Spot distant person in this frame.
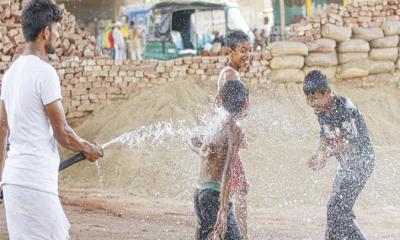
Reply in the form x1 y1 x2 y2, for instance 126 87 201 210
260 29 268 50
263 16 271 42
113 21 126 60
108 23 115 59
304 70 375 240
191 80 249 240
212 30 225 46
252 28 262 51
0 1 103 239
97 26 105 53
128 20 142 60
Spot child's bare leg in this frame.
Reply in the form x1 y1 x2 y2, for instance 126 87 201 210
235 192 248 239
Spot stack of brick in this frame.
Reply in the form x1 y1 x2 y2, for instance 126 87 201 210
180 57 220 82
326 4 347 26
0 1 25 61
290 20 321 43
57 4 103 61
290 0 400 41
243 51 272 86
52 54 272 120
305 38 337 79
267 41 308 83
0 0 103 68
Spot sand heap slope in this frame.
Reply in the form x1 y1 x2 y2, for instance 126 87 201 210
60 80 400 208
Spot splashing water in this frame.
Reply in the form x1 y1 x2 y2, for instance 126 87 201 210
101 106 229 150
95 161 104 185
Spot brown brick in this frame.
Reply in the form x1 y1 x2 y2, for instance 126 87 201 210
91 87 108 94
156 66 165 73
71 100 80 107
189 63 199 69
13 34 24 44
174 58 183 65
192 57 202 63
99 71 108 77
3 43 14 54
93 65 102 71
119 71 127 77
183 57 192 64
135 71 144 77
98 93 107 99
93 82 101 88
107 87 120 94
80 95 89 100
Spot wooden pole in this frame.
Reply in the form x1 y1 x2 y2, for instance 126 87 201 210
279 0 285 40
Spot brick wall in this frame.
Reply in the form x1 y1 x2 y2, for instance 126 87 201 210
290 0 400 42
0 54 272 120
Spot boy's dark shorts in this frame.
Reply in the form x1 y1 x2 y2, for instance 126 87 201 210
194 188 243 240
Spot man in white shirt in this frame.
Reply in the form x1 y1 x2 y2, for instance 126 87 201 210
0 0 103 239
113 21 126 60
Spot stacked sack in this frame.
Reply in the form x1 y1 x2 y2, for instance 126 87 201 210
305 38 337 80
335 27 381 80
375 20 400 81
336 38 370 80
368 22 399 79
267 41 308 83
317 24 353 80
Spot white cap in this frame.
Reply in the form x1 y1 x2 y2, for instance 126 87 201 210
116 21 122 26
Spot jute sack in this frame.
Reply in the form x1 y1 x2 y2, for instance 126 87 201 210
382 21 400 36
352 27 384 41
338 52 368 64
308 38 336 53
336 60 370 79
370 36 399 48
267 41 308 57
369 61 395 74
321 24 352 42
306 52 338 67
270 55 304 70
369 48 398 61
270 69 305 83
337 39 370 53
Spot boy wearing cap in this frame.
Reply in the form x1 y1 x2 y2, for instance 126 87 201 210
303 70 375 240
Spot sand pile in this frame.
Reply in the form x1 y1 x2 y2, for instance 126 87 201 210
60 80 400 209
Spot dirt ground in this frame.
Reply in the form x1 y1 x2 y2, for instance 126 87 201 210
1 79 400 239
1 190 400 239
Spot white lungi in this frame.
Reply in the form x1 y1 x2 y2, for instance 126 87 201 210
3 184 70 240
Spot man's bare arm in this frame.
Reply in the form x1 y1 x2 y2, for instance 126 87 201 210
45 100 102 162
0 101 8 181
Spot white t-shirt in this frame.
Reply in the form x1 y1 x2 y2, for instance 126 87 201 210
1 55 62 195
113 28 125 49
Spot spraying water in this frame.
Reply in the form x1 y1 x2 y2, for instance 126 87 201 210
101 104 229 150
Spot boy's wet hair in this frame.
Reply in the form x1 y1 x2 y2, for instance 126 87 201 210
226 31 249 50
22 0 62 42
303 70 329 95
221 80 249 114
